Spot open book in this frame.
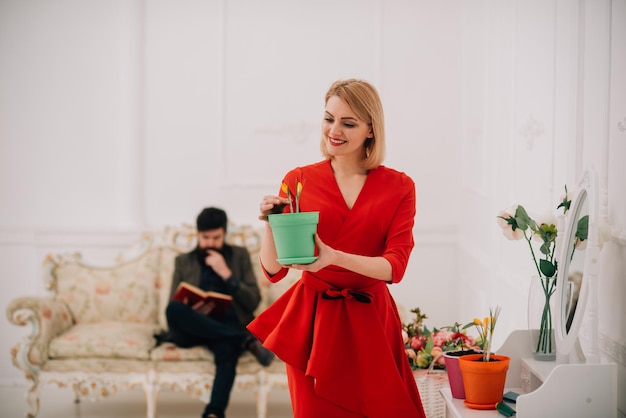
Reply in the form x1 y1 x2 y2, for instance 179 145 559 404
172 282 233 316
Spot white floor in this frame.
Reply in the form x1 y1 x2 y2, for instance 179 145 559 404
0 385 293 418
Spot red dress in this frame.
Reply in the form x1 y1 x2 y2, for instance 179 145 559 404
247 160 426 418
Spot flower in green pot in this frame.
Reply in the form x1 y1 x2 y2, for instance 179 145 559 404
280 179 304 213
269 178 319 264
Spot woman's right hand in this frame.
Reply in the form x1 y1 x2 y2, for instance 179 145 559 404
258 195 289 221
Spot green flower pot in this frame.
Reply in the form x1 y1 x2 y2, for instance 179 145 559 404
268 212 319 264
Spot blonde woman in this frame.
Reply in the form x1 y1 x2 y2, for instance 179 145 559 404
249 79 425 418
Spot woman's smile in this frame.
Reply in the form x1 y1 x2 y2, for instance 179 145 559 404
328 137 347 146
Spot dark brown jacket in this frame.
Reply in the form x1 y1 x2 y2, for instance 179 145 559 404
169 245 261 329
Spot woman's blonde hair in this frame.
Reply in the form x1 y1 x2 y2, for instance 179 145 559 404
320 79 385 169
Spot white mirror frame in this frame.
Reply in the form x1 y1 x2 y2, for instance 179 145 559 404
555 167 601 365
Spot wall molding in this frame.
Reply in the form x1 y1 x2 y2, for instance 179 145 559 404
599 332 626 366
610 227 626 246
0 228 143 248
519 114 546 151
0 225 457 248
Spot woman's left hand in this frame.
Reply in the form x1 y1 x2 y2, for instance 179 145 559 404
289 233 335 272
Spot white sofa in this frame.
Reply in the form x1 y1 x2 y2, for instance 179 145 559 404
6 224 297 418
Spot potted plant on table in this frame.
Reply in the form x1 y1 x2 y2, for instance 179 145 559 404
458 306 510 410
402 307 477 372
268 179 319 265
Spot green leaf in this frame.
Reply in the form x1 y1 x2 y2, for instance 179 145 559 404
539 259 556 277
424 337 434 353
538 223 558 243
576 215 589 241
423 325 432 337
497 215 518 230
515 205 533 230
557 185 571 214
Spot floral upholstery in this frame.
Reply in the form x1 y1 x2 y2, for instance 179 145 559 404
53 251 161 325
150 342 214 361
155 247 178 331
49 321 159 360
43 358 155 374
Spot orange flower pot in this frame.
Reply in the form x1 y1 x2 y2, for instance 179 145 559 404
458 354 510 409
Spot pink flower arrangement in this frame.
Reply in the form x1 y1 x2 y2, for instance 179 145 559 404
403 307 477 370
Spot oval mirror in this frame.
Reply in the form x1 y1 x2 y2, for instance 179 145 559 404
554 168 600 364
560 189 588 333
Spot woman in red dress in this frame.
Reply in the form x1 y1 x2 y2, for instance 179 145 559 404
248 79 426 418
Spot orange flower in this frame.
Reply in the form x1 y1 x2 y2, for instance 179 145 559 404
281 182 293 212
281 179 305 213
296 181 303 212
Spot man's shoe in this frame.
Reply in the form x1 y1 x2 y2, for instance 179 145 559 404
246 338 275 367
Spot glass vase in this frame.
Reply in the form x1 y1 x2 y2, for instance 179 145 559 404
528 275 557 361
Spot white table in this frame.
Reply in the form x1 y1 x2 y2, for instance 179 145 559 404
439 387 519 418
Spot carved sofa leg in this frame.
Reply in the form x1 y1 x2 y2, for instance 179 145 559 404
255 370 269 418
144 370 159 418
71 383 82 404
25 377 41 418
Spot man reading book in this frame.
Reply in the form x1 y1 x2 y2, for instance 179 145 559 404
165 207 274 418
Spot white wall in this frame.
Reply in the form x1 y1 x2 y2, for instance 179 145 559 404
0 0 623 414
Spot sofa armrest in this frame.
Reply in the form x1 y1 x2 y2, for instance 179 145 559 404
6 296 74 376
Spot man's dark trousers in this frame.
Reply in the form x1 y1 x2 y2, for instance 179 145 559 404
166 301 247 418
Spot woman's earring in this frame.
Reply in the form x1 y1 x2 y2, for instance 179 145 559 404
365 138 373 157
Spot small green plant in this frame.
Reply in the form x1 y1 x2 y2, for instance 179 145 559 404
471 306 502 362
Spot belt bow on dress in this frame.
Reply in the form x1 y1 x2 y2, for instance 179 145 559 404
321 288 372 303
302 273 383 304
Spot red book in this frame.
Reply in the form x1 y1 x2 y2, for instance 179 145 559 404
172 282 233 316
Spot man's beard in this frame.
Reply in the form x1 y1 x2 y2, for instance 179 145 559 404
194 245 224 263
